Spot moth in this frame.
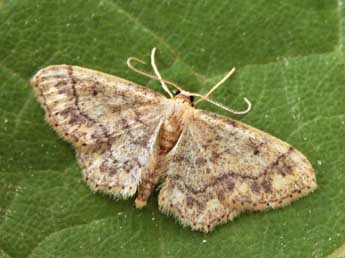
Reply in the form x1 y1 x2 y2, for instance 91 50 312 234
31 48 317 232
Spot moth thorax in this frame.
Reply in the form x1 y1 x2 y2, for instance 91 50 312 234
173 93 193 106
159 105 187 155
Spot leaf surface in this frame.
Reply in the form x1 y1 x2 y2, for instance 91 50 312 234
0 1 344 257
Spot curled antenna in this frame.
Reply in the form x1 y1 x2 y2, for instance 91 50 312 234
194 68 236 105
127 48 252 115
192 93 251 115
127 54 183 97
193 67 251 114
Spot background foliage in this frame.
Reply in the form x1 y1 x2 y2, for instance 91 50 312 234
0 0 345 257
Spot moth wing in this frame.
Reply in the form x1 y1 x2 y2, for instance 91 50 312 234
32 65 169 197
158 109 317 232
77 116 163 198
31 65 167 146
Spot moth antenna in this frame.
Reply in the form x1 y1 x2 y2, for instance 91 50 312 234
150 48 174 98
127 57 162 83
194 68 236 105
192 93 252 115
128 49 251 115
126 51 183 98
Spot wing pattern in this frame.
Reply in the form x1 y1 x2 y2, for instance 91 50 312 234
31 65 167 197
158 109 317 232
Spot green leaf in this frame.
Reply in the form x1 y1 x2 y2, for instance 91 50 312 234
0 0 344 257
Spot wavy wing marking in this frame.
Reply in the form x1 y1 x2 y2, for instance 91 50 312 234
31 65 168 197
159 109 317 232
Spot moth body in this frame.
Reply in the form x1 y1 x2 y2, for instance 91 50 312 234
135 94 193 208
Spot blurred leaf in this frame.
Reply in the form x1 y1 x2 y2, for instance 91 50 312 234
0 0 345 258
